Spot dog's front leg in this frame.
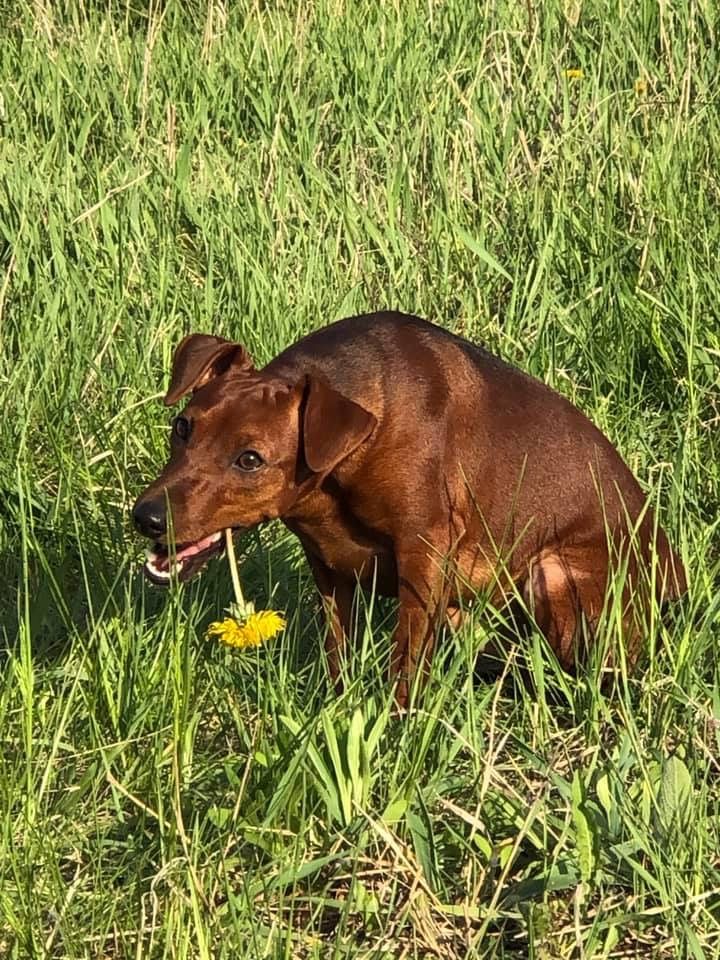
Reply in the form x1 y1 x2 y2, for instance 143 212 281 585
390 555 447 708
305 552 354 693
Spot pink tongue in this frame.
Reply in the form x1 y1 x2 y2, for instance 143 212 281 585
154 534 219 571
175 534 219 562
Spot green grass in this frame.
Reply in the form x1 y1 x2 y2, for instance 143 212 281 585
1 0 719 956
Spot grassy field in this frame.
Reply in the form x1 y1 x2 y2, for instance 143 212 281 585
1 0 719 956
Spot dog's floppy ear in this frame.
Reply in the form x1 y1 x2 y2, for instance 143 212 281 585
164 334 254 405
301 376 376 474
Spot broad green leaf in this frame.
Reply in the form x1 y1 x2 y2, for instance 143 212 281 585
321 709 352 825
656 755 693 832
571 771 596 883
596 772 613 821
381 797 409 824
347 706 364 809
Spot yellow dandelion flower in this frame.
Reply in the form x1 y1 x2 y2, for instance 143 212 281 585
207 529 286 650
564 68 583 79
207 611 286 649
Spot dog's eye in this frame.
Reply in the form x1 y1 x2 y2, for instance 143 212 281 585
235 450 264 472
172 416 191 442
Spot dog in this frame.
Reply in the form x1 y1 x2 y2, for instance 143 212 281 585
133 311 686 705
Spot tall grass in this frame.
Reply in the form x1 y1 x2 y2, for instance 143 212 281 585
1 1 718 956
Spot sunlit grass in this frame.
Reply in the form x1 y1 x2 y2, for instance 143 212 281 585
1 1 718 957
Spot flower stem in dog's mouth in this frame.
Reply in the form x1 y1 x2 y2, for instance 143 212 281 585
224 527 249 614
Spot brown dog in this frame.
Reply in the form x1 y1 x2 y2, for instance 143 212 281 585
133 312 686 704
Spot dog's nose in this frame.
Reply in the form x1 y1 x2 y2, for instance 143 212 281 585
132 498 167 539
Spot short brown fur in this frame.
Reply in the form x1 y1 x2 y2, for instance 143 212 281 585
133 312 686 705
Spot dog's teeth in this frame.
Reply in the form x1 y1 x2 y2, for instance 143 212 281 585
143 532 221 585
144 551 173 580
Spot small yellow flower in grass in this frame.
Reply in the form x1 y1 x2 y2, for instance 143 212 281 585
207 610 286 649
206 529 286 651
564 68 584 79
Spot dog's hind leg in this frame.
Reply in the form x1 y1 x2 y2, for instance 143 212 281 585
522 549 609 670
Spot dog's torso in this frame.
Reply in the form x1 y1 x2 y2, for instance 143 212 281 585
267 311 681 605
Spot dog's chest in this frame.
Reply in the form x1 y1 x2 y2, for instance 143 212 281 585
284 493 397 594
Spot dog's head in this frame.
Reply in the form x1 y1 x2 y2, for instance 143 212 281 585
132 333 376 584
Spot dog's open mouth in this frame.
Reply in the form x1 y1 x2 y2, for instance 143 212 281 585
143 531 225 585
